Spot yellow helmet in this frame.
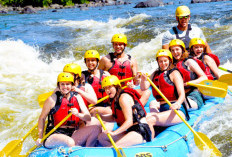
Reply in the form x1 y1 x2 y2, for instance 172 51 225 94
63 63 82 77
84 50 100 60
57 72 74 84
156 49 173 63
102 75 121 89
169 39 186 51
175 5 190 17
111 34 127 45
189 38 205 49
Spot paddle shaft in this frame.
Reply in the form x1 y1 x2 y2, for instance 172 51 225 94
96 113 118 150
25 92 114 156
219 66 232 73
187 82 226 91
96 113 126 157
3 123 38 157
147 78 218 156
24 112 72 156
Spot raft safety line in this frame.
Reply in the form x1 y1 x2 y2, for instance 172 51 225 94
29 131 193 155
126 131 192 152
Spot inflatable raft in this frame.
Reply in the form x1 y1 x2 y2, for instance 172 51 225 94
29 87 226 157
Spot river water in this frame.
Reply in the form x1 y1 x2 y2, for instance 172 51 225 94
0 0 231 156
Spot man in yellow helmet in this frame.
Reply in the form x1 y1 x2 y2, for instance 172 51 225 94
98 33 151 106
162 5 212 53
98 33 138 87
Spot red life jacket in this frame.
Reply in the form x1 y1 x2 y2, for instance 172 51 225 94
199 53 220 80
111 88 146 126
108 53 133 87
176 58 198 83
49 91 80 127
82 70 107 100
152 68 178 101
78 85 89 107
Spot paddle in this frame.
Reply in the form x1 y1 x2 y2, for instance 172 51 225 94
38 91 53 108
0 123 38 157
24 93 118 156
23 112 73 157
218 74 232 86
38 77 134 108
96 113 126 157
147 77 222 157
219 66 232 73
186 80 228 98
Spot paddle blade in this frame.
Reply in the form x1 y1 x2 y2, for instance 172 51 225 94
38 91 53 108
198 80 228 98
194 132 222 157
0 140 22 157
30 126 39 142
219 74 232 86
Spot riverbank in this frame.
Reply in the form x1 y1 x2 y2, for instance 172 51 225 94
0 0 131 14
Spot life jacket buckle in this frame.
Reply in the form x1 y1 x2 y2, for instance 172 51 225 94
67 120 75 125
119 65 125 69
118 72 125 76
68 103 74 107
161 145 167 152
183 135 188 141
58 146 66 155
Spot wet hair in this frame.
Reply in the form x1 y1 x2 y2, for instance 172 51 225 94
110 85 123 104
75 75 85 86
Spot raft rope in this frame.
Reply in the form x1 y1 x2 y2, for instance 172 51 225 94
29 131 192 155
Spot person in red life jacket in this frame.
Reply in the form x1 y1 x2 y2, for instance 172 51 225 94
98 33 151 106
63 63 97 106
82 50 111 115
189 38 220 80
36 72 99 148
140 49 188 129
169 39 207 111
97 75 154 147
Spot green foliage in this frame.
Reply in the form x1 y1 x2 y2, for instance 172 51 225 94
0 0 88 7
61 0 74 6
43 0 52 7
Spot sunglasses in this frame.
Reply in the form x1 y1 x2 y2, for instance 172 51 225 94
179 16 189 19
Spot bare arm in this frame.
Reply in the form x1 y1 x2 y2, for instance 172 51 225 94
112 93 134 135
140 72 154 91
103 70 111 76
187 59 208 85
131 56 139 85
38 95 56 139
204 55 220 79
131 56 138 76
170 70 185 109
98 56 108 70
74 83 97 105
205 41 212 54
72 94 91 121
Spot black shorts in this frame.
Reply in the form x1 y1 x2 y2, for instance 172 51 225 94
127 123 152 142
94 102 111 107
43 127 76 147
